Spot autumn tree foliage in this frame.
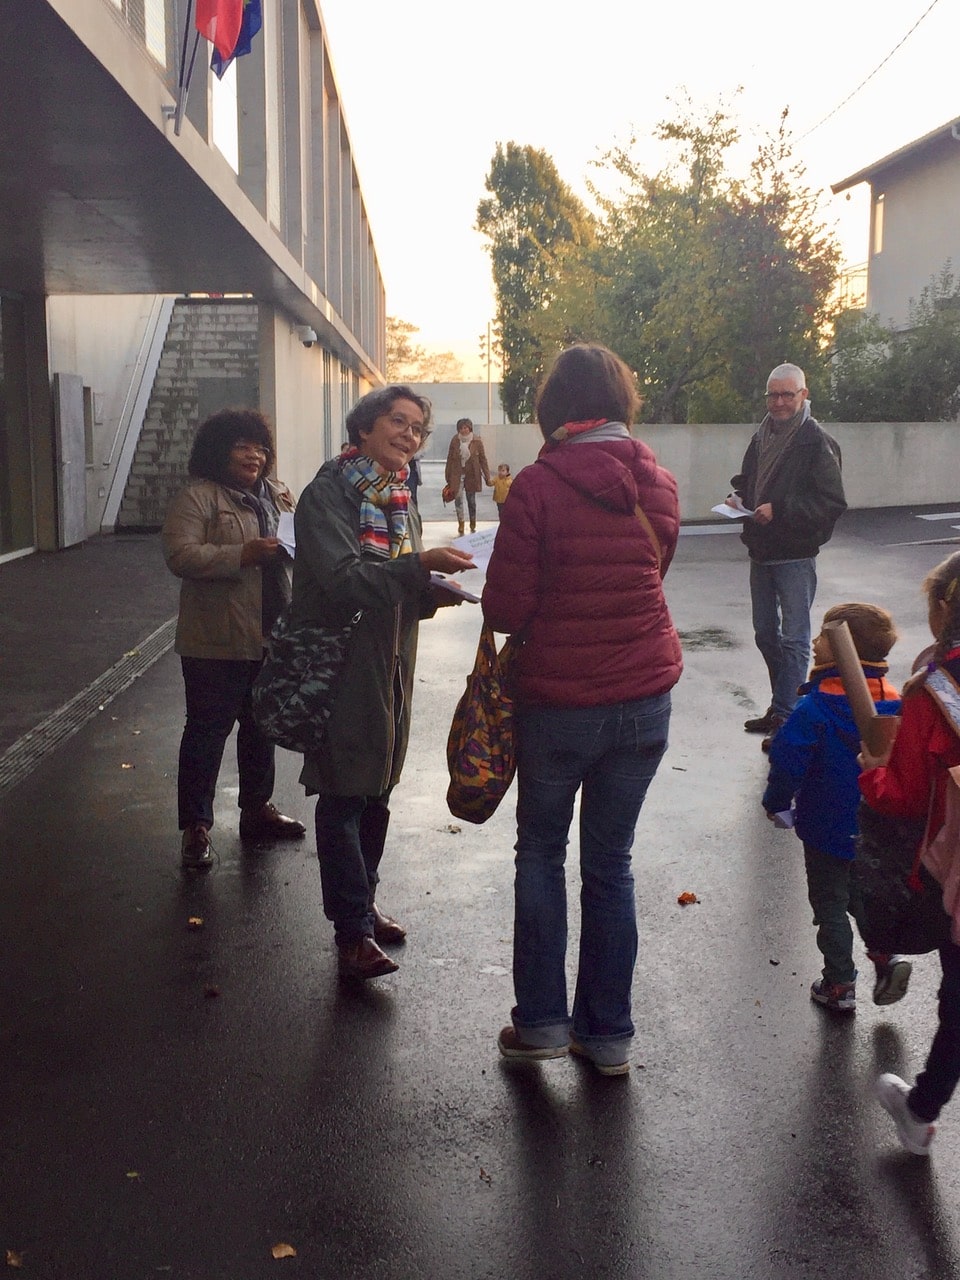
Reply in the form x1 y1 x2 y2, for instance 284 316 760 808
385 316 463 383
478 102 841 424
476 143 594 421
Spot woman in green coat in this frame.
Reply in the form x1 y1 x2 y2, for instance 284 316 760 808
292 386 474 981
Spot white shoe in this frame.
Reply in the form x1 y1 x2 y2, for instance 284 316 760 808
875 1073 936 1155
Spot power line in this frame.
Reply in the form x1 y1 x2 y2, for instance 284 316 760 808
796 0 942 143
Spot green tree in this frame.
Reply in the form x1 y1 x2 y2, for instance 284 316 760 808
476 143 593 421
829 266 960 421
496 100 841 423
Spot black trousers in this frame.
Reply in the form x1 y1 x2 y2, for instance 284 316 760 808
177 656 275 829
911 940 960 1122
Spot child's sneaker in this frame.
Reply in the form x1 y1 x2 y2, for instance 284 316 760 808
810 978 856 1012
871 954 913 1006
875 1073 936 1155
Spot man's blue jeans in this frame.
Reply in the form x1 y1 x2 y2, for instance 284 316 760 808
749 557 817 719
510 692 671 1060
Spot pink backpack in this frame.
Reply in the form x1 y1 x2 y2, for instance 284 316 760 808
920 667 960 944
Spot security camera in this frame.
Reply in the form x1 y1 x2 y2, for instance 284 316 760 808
294 324 318 348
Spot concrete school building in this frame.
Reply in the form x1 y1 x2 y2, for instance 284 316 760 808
0 0 384 561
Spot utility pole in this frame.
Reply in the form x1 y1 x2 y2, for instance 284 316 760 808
478 323 493 424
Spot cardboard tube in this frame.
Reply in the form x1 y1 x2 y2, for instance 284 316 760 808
822 619 900 756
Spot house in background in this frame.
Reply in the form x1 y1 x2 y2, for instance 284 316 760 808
832 115 960 329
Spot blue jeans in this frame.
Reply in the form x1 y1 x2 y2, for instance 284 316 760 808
510 692 671 1059
177 656 275 829
315 793 391 946
750 558 817 719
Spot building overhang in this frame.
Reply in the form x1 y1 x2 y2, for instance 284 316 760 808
832 115 960 195
0 1 379 379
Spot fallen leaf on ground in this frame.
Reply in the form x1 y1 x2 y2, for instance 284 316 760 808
441 823 462 834
126 1170 140 1179
6 1250 24 1268
271 1242 297 1259
124 648 141 658
121 763 135 770
187 917 204 930
677 891 698 905
479 1169 492 1184
203 985 221 999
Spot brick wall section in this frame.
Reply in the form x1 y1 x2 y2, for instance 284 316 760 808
117 300 259 530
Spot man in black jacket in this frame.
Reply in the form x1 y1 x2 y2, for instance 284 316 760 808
730 363 846 751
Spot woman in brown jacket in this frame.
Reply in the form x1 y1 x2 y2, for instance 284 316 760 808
444 417 492 533
162 409 305 871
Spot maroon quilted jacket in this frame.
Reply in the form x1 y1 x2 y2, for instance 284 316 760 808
482 435 682 707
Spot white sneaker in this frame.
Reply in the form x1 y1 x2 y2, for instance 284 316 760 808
875 1073 936 1155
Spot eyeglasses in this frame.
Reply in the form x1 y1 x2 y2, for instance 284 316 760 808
388 412 425 439
231 441 268 457
765 391 802 402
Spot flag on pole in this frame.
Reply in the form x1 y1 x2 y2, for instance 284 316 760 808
194 0 243 64
210 0 262 79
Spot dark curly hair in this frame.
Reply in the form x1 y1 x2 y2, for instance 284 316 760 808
344 386 432 448
535 343 641 439
188 409 276 484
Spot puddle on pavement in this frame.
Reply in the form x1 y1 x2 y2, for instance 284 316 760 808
678 627 738 650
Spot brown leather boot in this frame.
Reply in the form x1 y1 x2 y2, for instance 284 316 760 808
372 903 407 945
457 521 465 536
337 936 399 980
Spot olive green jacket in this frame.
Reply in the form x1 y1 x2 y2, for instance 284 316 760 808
292 461 437 798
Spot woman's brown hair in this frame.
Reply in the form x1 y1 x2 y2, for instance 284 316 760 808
535 343 641 439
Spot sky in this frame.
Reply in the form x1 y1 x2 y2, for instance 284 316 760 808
317 0 958 380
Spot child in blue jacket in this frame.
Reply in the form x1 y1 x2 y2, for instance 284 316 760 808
762 602 905 1013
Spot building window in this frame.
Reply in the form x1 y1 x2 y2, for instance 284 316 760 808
107 0 167 67
872 192 884 256
211 62 239 173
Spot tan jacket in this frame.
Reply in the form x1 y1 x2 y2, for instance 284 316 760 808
445 434 492 494
162 477 295 661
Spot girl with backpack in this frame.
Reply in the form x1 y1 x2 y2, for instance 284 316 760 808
859 550 960 1154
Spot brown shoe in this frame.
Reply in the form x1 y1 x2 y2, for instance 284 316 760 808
337 936 400 981
457 521 465 536
181 823 213 871
372 903 407 946
761 716 787 753
744 707 777 734
239 802 306 842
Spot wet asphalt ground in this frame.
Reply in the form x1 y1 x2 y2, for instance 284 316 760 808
4 480 960 1278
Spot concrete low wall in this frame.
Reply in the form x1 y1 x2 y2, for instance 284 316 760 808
471 420 960 521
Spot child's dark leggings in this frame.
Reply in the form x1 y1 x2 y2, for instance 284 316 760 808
911 941 960 1122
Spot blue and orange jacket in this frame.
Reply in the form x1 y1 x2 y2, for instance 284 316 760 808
763 664 901 859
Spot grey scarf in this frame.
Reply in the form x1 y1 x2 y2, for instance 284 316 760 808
754 400 811 505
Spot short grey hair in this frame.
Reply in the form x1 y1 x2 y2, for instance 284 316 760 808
766 363 806 391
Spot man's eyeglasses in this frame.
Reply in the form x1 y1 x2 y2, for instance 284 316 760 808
765 391 802 402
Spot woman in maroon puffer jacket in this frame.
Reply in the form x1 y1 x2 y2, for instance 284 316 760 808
483 342 682 1076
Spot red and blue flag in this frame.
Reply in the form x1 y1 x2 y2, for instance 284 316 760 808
195 0 262 80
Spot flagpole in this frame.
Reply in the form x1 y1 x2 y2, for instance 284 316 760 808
165 0 200 138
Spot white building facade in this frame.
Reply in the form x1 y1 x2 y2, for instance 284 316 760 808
0 0 385 558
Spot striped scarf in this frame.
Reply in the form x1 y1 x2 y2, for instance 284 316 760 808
338 448 410 559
